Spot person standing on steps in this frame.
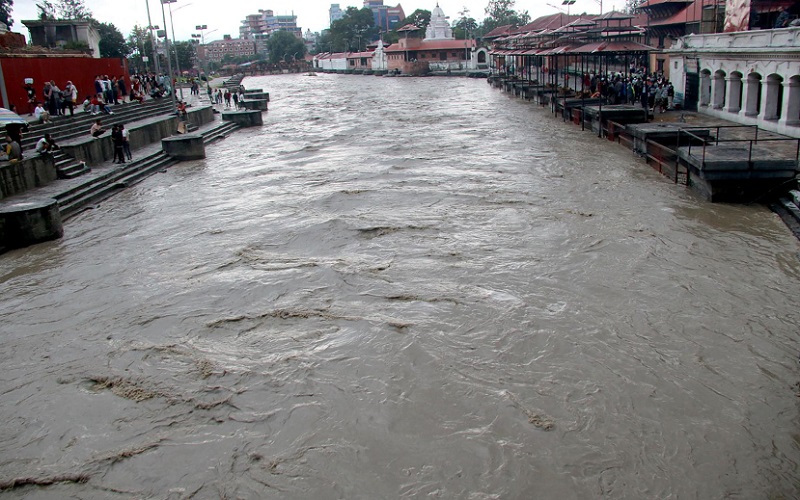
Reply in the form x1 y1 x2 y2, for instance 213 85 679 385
25 83 36 115
117 76 128 103
62 81 77 116
120 124 132 161
111 124 125 164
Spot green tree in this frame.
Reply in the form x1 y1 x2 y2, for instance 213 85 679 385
127 24 154 70
92 20 131 58
0 0 13 28
481 0 530 33
314 31 332 53
625 0 644 13
57 0 91 19
36 1 56 19
401 9 431 29
173 40 195 73
328 7 377 52
266 30 306 64
453 7 478 40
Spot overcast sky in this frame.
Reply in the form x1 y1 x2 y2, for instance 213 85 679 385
13 0 611 42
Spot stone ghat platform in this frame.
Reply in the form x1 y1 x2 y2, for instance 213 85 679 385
627 123 712 156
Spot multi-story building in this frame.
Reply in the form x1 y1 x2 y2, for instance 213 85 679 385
363 0 406 32
330 4 344 26
203 34 257 62
238 9 303 53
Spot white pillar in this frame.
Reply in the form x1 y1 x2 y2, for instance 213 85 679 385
724 76 742 113
700 73 711 107
778 79 800 127
743 76 761 117
712 73 726 109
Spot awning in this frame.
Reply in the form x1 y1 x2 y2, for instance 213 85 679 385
572 40 657 53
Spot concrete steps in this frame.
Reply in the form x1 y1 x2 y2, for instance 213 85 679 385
52 150 89 179
57 121 241 220
21 99 174 151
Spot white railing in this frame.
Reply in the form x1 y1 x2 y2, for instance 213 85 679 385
675 27 800 51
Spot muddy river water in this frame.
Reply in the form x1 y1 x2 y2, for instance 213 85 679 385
1 74 799 498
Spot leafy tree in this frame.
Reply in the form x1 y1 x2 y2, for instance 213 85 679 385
36 1 56 19
127 24 154 70
0 0 13 28
402 9 431 29
92 20 131 58
453 7 478 40
266 30 306 64
328 7 377 52
314 31 332 53
173 41 195 72
57 0 91 19
625 0 645 13
481 0 530 33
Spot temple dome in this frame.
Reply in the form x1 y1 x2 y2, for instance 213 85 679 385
425 3 453 40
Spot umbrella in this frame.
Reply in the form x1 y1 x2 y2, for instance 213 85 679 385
0 107 27 127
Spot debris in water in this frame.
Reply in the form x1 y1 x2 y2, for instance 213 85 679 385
0 474 90 491
504 390 555 431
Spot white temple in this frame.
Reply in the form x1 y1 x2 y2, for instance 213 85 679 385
425 3 453 40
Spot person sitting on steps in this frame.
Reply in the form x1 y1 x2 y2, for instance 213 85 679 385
90 119 105 138
35 133 59 155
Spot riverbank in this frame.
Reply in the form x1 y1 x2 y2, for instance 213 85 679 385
0 87 267 253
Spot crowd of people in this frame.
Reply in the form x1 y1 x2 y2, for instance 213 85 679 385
7 72 184 163
583 71 676 113
212 86 246 109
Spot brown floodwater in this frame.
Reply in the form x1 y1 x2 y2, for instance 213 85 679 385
0 74 799 498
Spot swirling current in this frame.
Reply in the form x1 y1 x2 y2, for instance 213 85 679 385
0 74 799 498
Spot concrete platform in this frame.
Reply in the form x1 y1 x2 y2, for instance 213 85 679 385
677 143 798 177
583 104 649 124
0 197 63 252
627 123 712 156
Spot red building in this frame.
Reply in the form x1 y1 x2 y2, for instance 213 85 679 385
384 26 476 74
1 54 129 113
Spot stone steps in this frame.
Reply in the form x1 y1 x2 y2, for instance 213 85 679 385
22 99 174 151
52 151 89 179
57 121 240 220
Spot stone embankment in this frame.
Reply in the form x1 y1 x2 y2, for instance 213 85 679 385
0 84 267 254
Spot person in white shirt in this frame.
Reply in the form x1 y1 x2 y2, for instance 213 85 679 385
34 102 51 123
120 123 132 160
35 133 58 154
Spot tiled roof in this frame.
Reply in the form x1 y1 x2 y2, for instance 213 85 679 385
638 0 693 8
384 39 476 52
483 24 515 38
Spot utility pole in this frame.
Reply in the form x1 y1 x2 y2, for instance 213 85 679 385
144 0 161 73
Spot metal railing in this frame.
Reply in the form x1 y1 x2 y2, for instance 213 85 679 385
680 125 800 172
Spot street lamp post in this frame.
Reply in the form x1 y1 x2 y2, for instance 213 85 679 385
163 0 186 100
158 0 178 114
144 1 161 74
195 24 209 87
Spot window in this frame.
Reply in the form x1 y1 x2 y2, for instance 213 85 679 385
440 52 447 60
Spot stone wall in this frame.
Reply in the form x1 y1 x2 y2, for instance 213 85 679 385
0 155 57 201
